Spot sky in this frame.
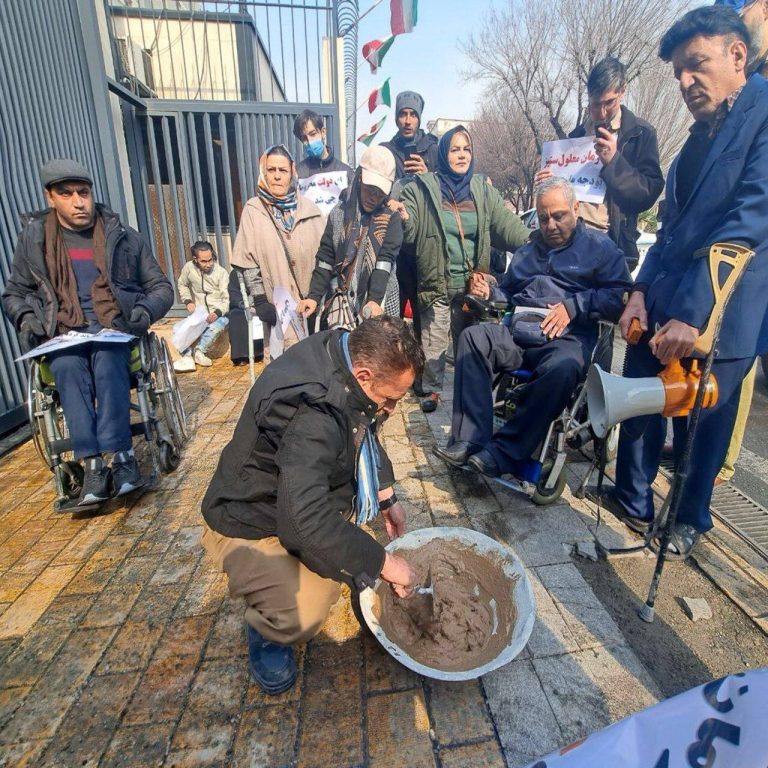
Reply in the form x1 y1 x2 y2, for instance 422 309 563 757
353 0 490 144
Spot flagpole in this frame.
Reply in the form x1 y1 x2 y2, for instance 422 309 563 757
339 0 385 36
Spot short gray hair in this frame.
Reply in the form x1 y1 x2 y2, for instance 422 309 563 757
534 176 576 206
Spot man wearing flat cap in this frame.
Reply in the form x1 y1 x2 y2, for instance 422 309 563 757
2 159 173 505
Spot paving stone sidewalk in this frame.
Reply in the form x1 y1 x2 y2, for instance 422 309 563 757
0 353 660 768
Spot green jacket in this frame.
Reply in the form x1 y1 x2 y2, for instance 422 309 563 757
401 173 530 310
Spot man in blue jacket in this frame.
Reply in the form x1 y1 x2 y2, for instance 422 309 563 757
604 6 768 558
434 177 631 477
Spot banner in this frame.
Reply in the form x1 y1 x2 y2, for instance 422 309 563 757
540 137 606 204
524 670 768 768
298 170 349 217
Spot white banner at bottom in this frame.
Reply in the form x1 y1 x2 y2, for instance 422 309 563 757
524 669 768 768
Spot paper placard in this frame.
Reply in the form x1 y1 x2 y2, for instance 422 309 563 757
272 286 307 342
541 137 606 204
17 328 135 362
299 170 349 216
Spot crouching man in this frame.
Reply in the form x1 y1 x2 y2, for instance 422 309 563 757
201 317 422 694
434 177 632 477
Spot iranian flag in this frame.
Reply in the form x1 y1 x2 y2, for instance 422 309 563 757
357 116 387 146
367 78 392 113
362 36 395 74
390 0 418 35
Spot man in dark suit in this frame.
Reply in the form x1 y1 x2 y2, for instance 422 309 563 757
604 6 768 558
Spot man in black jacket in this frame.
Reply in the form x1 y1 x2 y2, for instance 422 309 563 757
537 58 664 272
2 159 173 504
294 109 353 217
201 317 423 695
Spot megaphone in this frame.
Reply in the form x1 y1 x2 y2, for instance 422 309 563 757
587 360 719 438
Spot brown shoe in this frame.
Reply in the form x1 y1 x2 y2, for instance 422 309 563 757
420 393 440 413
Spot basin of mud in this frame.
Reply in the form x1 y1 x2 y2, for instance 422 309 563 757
360 527 535 681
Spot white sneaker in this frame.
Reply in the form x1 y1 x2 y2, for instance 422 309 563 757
173 355 196 372
194 349 212 367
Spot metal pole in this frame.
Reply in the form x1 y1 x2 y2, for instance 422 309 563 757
339 0 384 35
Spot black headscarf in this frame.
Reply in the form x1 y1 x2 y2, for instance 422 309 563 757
436 124 474 204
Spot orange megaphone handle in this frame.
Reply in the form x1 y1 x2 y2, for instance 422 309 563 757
658 359 718 417
627 317 643 345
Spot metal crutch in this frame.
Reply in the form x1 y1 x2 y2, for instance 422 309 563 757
236 269 256 387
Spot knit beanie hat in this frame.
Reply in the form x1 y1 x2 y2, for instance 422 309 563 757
395 91 425 121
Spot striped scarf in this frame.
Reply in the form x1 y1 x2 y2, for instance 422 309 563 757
339 332 380 526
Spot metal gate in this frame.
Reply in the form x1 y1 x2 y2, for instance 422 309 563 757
122 103 339 300
0 0 128 434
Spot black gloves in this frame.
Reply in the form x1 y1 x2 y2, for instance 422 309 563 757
19 315 46 353
116 306 152 336
253 295 278 326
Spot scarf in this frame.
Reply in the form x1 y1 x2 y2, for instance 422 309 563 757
257 144 299 232
339 332 380 526
43 211 120 332
436 124 475 204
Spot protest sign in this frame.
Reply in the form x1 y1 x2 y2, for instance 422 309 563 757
298 171 349 216
541 137 606 204
17 328 135 362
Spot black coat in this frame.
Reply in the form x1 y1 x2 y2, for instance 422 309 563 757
201 329 394 588
381 129 439 189
2 204 174 336
570 106 664 269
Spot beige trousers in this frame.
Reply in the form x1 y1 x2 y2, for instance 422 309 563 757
718 362 757 482
201 525 341 645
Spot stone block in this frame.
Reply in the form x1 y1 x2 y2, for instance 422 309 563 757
100 723 174 768
153 615 215 662
231 704 299 768
427 679 495 746
363 634 418 693
526 569 579 658
97 619 163 675
532 646 658 744
80 584 143 628
205 607 248 659
440 739 506 768
680 596 713 622
535 563 626 650
482 659 563 767
505 506 592 568
367 689 436 768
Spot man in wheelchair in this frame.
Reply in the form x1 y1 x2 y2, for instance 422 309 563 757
2 159 174 505
434 177 632 478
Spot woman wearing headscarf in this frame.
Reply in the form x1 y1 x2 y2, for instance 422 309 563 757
231 145 325 362
298 145 402 330
400 125 531 412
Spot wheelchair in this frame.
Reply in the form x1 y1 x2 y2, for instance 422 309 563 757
26 332 187 512
461 296 618 506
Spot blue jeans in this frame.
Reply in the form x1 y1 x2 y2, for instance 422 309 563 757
47 343 132 459
183 316 229 356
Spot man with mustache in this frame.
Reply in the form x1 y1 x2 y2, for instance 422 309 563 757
600 6 768 559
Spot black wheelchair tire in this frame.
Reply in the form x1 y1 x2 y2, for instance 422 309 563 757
60 461 84 499
159 441 181 474
532 459 567 506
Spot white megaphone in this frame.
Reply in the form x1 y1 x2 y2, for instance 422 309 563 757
587 360 719 439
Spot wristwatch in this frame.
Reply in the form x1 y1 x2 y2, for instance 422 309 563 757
378 492 398 512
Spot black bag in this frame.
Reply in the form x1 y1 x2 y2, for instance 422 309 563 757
509 310 548 348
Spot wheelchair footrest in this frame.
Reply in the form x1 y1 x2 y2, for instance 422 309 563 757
54 497 101 514
508 458 543 485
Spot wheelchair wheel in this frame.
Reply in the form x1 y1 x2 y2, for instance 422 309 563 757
59 461 85 499
159 441 181 474
152 335 187 446
532 459 567 506
27 361 52 467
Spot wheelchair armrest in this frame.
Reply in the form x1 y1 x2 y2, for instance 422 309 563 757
463 294 513 320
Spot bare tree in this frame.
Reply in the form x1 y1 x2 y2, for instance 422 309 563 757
626 61 692 171
463 0 690 155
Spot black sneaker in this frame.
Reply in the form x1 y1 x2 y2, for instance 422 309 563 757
79 457 113 506
112 452 145 497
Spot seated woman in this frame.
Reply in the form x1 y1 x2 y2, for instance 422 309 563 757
230 145 325 362
399 125 531 412
298 146 402 330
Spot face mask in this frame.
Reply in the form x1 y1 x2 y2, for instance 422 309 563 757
305 139 325 160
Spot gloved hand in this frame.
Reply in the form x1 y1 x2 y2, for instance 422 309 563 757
253 295 278 326
19 315 46 353
123 306 152 336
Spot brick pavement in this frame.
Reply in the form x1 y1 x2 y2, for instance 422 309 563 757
0 353 660 768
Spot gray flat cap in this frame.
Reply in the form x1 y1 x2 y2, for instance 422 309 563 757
40 159 93 188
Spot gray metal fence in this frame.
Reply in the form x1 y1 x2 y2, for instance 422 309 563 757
0 0 126 434
122 103 339 298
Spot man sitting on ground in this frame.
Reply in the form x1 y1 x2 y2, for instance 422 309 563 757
173 241 230 372
2 159 173 503
434 178 631 478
